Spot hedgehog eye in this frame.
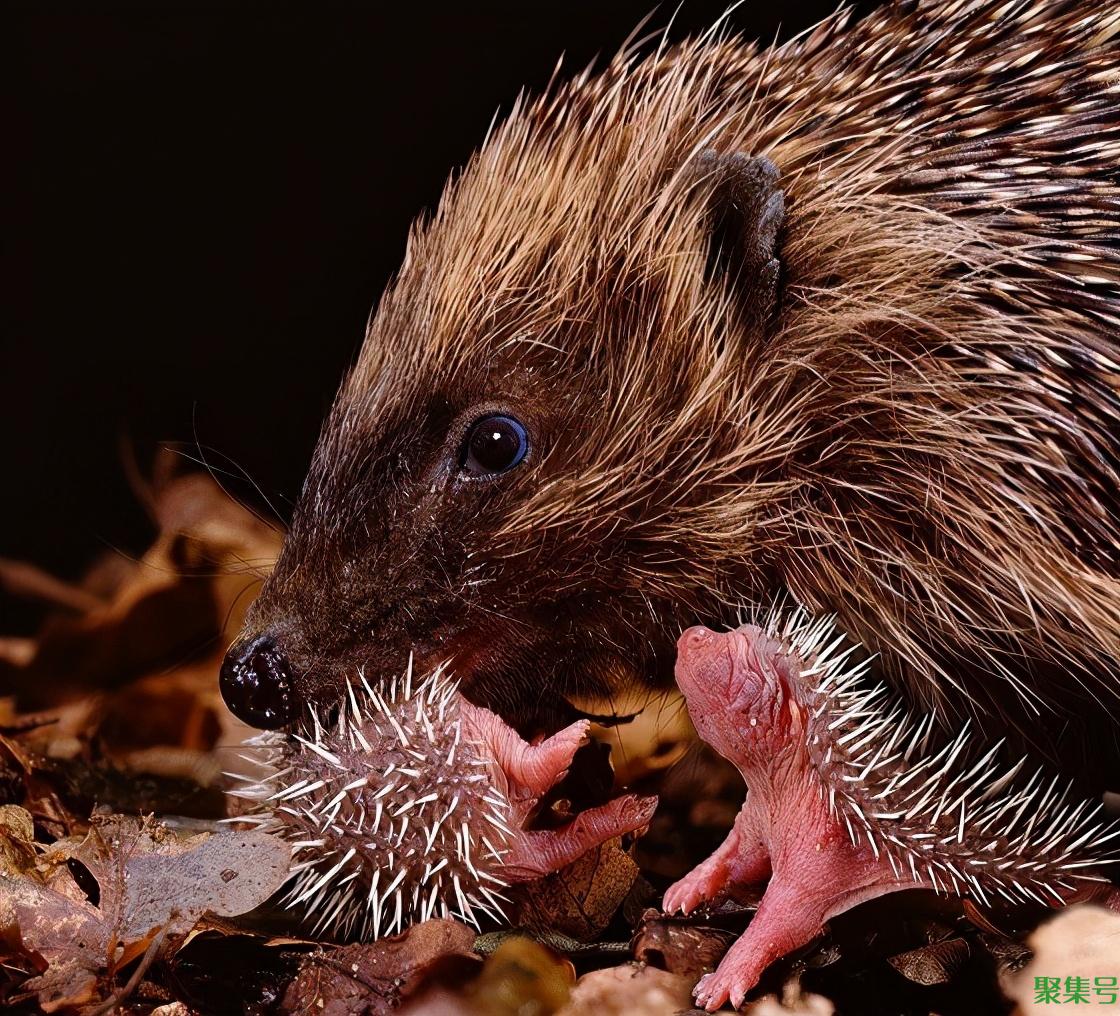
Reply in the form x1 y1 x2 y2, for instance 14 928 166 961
460 414 529 476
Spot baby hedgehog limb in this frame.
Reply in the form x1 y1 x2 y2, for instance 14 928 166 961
229 663 655 941
463 698 656 880
665 613 1120 1012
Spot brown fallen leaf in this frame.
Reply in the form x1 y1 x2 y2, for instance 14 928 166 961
3 845 135 1010
631 908 737 980
2 814 290 1012
515 838 641 941
2 467 278 719
0 637 37 671
59 815 291 938
0 806 50 1002
0 469 281 835
281 918 477 1016
0 804 37 873
399 935 576 1016
469 936 574 1014
148 1004 193 1016
0 558 107 615
886 935 971 986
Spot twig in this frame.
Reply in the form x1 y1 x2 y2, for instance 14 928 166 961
83 925 169 1016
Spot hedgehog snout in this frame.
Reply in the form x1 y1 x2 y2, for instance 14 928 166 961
676 626 720 685
676 626 739 705
678 625 717 657
220 632 299 729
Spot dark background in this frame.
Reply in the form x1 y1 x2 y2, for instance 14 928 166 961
7 0 854 632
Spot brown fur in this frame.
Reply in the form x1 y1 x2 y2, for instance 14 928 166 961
247 1 1120 786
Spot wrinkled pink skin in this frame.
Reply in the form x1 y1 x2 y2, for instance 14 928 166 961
664 625 919 1011
461 703 657 882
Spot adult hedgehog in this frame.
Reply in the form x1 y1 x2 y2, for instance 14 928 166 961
221 0 1120 791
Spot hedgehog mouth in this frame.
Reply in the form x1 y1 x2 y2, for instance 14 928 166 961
379 629 612 730
293 620 638 740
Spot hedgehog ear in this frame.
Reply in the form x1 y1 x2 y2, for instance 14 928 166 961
695 150 785 335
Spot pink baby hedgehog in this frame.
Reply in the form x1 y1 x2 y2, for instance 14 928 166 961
230 661 655 940
666 610 1120 1011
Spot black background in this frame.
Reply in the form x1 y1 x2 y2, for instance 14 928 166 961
7 1 855 631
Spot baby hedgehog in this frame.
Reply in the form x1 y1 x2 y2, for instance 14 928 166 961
666 610 1120 1012
229 662 655 940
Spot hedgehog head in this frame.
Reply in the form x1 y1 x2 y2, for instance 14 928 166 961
676 623 802 757
220 39 809 730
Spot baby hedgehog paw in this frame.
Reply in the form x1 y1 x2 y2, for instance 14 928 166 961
693 967 752 1013
464 705 657 881
663 856 728 915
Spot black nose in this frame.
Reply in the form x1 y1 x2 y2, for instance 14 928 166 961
219 634 298 728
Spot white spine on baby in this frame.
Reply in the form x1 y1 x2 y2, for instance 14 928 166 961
225 658 513 940
760 605 1120 907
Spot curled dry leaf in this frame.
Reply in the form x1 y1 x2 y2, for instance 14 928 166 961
0 804 37 873
632 908 738 980
281 918 478 1016
467 936 574 1015
515 837 641 941
0 805 49 998
398 935 576 1016
2 467 279 755
886 936 971 986
1 815 290 1012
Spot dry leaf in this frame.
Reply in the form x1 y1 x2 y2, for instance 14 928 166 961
59 815 291 933
632 908 737 979
281 918 477 1016
467 936 574 1015
1 471 280 829
886 936 970 985
2 469 278 729
2 815 289 1011
0 805 37 874
516 838 640 940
